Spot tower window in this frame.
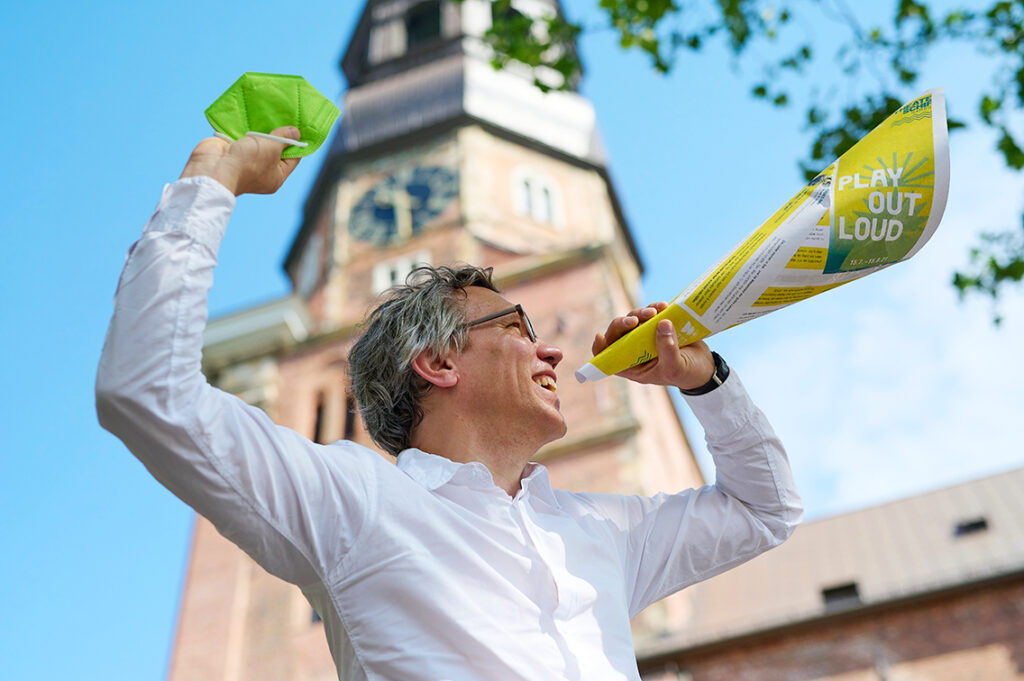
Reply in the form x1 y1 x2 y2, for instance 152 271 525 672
821 582 862 612
344 393 358 441
298 232 323 297
953 517 989 537
511 167 563 227
372 251 431 294
312 392 326 444
540 186 553 223
406 1 441 50
518 178 533 216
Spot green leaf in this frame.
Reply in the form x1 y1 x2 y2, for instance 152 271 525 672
980 95 1002 124
997 128 1024 169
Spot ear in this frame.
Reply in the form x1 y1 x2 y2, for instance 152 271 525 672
411 350 458 388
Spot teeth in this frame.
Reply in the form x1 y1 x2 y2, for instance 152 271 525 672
534 376 557 392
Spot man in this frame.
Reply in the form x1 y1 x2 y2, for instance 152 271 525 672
97 128 802 681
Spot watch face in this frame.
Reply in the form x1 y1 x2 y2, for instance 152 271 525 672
348 165 458 245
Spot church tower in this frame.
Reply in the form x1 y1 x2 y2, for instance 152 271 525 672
169 2 704 679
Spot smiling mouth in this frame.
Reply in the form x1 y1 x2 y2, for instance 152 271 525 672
534 375 557 392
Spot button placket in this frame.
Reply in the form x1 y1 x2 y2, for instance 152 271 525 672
516 496 595 620
508 496 562 611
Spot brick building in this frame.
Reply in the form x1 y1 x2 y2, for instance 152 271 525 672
164 1 1024 680
636 466 1024 681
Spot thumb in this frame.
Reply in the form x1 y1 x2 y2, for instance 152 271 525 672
654 319 678 352
271 126 301 141
653 319 683 375
270 126 302 179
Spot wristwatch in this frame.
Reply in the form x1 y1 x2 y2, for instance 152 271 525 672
679 351 730 396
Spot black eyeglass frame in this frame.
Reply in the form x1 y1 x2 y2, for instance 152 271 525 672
461 304 537 343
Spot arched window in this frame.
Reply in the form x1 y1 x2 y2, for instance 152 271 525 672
511 167 563 228
372 251 431 294
518 177 533 217
540 186 553 224
298 232 323 297
406 1 441 51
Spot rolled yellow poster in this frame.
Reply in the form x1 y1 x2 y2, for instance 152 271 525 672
576 88 950 383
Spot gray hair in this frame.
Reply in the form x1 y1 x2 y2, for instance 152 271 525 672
348 264 499 456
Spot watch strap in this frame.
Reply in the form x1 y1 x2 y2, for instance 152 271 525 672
679 351 730 396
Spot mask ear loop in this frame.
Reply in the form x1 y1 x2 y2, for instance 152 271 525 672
246 131 309 147
211 131 309 148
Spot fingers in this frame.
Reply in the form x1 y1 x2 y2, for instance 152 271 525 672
267 126 301 180
239 126 299 158
591 302 669 355
271 126 301 141
273 127 302 179
222 126 303 195
611 319 673 383
176 126 303 196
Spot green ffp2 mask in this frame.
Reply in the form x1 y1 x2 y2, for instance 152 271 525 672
204 72 341 158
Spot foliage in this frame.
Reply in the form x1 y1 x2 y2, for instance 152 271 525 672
475 0 1024 314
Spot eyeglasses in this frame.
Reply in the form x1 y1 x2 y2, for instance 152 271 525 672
461 304 537 342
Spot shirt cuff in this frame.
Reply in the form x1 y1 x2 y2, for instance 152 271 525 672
143 176 236 252
681 371 758 441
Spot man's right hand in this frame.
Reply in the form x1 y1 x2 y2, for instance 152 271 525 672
592 302 716 391
179 126 302 196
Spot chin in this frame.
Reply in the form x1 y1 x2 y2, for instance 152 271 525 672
544 415 568 444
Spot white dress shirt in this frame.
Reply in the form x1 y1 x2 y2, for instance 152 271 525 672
96 177 802 681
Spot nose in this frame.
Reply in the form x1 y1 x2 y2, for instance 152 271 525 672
537 340 562 369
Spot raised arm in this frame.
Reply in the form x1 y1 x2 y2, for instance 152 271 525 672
96 130 375 588
589 304 803 614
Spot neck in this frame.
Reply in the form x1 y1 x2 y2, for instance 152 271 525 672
411 412 540 497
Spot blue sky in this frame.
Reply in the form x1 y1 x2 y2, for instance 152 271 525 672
2 1 1022 679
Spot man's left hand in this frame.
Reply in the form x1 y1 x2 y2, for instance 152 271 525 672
592 302 716 390
179 126 302 196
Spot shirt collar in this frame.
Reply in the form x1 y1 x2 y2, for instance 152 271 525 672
396 448 465 490
517 462 561 510
397 449 561 509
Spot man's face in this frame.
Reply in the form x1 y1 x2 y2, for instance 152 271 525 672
454 287 566 449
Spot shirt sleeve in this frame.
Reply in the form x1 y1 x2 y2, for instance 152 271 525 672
95 177 376 588
581 373 803 617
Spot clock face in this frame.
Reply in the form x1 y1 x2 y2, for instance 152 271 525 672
348 165 458 245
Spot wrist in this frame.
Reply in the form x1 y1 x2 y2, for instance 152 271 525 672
182 165 240 196
178 140 242 196
679 352 729 396
207 171 241 196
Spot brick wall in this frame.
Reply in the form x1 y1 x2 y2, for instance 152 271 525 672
640 576 1024 681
